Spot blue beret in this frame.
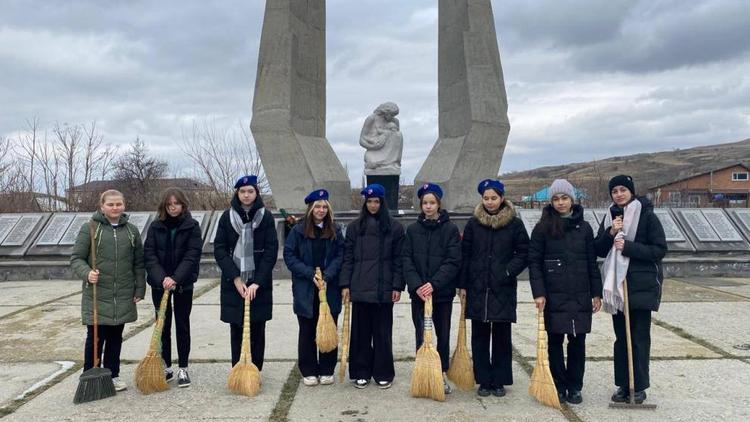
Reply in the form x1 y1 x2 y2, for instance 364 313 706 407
361 183 386 199
477 179 505 195
417 182 443 199
304 189 329 204
234 175 258 189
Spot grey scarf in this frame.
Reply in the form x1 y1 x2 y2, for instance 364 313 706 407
230 206 265 282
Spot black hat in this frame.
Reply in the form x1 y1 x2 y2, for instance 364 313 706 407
608 175 635 197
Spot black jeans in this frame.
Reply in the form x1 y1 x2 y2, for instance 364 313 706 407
349 302 395 382
297 293 339 377
411 300 452 372
548 332 587 393
230 321 267 370
84 324 125 378
151 287 193 368
471 320 513 388
613 310 651 391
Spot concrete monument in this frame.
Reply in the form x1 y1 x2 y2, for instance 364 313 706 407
360 102 403 210
250 0 350 212
414 0 511 210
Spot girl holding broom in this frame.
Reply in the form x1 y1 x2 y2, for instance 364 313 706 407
71 189 146 392
339 184 405 389
459 179 529 397
214 175 279 371
144 187 204 387
284 189 344 387
403 183 461 395
594 175 666 405
528 179 602 404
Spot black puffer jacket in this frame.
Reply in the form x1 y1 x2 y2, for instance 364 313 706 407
529 205 602 334
214 195 279 324
144 213 203 291
339 214 405 303
403 209 461 303
459 201 529 322
594 197 667 311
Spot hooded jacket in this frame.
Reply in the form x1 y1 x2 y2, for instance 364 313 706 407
144 212 203 291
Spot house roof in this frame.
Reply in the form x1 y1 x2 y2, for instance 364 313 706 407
649 162 750 190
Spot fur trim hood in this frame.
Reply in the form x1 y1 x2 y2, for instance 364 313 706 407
473 200 516 229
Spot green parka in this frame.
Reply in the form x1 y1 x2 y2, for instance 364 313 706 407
70 210 146 325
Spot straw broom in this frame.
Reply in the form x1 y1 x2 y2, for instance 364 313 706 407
410 297 445 401
315 267 338 353
447 295 474 391
135 289 171 394
227 296 261 396
529 308 562 409
74 222 116 404
338 297 351 383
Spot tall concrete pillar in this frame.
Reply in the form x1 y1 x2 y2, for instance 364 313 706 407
251 0 350 212
414 0 510 210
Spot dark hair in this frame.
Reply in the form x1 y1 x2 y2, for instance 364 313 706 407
303 200 336 240
536 205 565 239
157 187 190 221
357 197 391 234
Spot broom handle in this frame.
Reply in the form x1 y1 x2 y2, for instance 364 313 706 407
242 296 252 364
623 278 636 404
339 299 350 383
423 296 433 345
89 222 100 368
149 290 171 352
457 295 466 345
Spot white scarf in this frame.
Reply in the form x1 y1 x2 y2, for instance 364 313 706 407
601 199 641 314
230 206 265 282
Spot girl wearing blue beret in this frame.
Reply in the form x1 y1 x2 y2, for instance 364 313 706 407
283 190 344 387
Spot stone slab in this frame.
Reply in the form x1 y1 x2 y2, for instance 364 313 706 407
655 302 750 357
5 362 294 422
660 278 745 302
0 306 25 318
0 361 61 407
288 361 566 422
512 303 719 359
672 208 750 252
0 280 81 307
567 360 750 422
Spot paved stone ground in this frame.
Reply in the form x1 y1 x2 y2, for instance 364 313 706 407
1 276 749 421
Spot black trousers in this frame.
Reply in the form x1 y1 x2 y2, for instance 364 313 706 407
411 300 452 372
613 310 651 391
297 293 339 377
84 324 125 378
151 287 193 368
471 320 513 388
349 302 395 382
230 321 267 370
548 333 587 393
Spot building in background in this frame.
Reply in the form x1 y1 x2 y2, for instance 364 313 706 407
650 163 750 208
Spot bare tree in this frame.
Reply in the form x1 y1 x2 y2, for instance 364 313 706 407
53 123 83 206
114 138 169 209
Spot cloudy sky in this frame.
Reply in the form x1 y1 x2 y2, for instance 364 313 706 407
1 0 749 186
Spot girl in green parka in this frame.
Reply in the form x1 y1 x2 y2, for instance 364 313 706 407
70 189 146 392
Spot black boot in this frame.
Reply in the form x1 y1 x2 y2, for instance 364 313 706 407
566 390 582 404
611 387 628 403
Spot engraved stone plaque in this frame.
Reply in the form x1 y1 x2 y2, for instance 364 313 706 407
2 214 43 246
192 211 207 230
519 210 542 236
37 214 75 245
702 209 743 242
680 210 720 242
127 213 151 236
653 209 686 242
60 214 91 246
209 213 221 244
734 210 750 233
583 210 602 233
0 215 21 244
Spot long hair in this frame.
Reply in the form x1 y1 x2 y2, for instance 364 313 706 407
157 187 190 221
537 205 566 239
303 199 336 240
357 197 391 234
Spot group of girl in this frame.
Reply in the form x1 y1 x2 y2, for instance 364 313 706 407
71 173 666 406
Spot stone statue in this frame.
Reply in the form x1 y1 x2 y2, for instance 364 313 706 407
359 102 403 175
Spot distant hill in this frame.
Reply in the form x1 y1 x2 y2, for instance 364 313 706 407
499 138 750 206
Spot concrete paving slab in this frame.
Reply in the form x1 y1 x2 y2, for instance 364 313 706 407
512 303 719 359
5 362 294 422
287 362 566 422
0 306 25 318
0 281 80 307
567 360 750 422
655 302 750 357
0 362 61 407
0 301 153 362
660 279 746 302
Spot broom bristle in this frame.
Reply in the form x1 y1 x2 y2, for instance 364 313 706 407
228 362 261 397
411 343 445 401
73 367 116 404
135 351 169 394
529 358 561 409
447 343 475 391
316 301 338 353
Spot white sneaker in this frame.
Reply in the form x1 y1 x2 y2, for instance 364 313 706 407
319 375 334 385
303 376 319 386
112 377 127 392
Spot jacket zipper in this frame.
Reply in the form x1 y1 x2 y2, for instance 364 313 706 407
572 319 576 337
113 226 118 322
484 288 489 322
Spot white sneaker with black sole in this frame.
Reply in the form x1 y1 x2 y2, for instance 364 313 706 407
112 377 127 392
165 367 174 382
177 368 191 388
354 379 369 389
377 380 392 389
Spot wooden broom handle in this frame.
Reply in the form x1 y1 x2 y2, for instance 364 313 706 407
89 221 100 368
622 278 636 403
423 297 434 344
242 296 252 363
149 290 171 352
